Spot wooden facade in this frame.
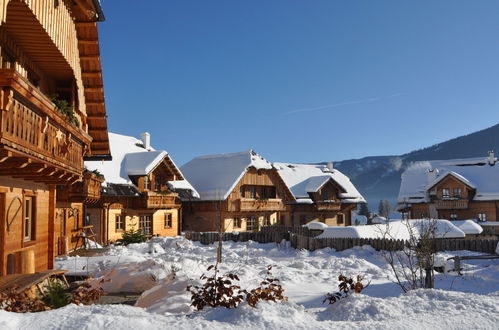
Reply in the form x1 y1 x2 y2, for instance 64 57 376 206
86 154 184 245
183 167 295 232
400 173 499 224
0 0 109 276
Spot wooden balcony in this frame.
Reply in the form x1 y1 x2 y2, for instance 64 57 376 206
435 199 469 210
0 69 91 184
134 191 179 209
316 201 341 211
238 198 285 211
58 171 104 203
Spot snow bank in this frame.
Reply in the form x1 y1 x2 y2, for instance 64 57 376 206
450 220 483 235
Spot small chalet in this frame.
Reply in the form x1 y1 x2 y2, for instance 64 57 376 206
0 1 110 275
398 152 499 223
274 162 365 226
84 132 198 244
180 150 295 232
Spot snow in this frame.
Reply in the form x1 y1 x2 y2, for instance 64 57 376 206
180 150 273 200
450 220 483 235
318 220 465 239
274 162 365 204
123 150 167 176
2 237 498 329
305 222 328 230
398 156 499 203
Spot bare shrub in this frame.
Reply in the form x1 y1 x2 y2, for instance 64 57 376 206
246 265 287 307
323 274 368 305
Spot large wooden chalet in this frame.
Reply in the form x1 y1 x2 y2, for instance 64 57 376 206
180 150 296 232
0 0 110 275
274 162 365 226
398 152 499 224
84 132 198 244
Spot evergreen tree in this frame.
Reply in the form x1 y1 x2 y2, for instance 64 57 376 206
358 203 369 217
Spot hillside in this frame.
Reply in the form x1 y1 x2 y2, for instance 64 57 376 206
325 123 499 209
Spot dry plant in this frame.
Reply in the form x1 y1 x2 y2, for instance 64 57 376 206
246 265 287 307
323 274 368 305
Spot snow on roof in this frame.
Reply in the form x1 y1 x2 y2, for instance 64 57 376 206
180 150 273 200
317 219 465 240
398 156 499 204
85 132 199 198
274 162 365 204
450 220 483 235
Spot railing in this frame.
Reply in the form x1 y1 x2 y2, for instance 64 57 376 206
134 191 179 209
238 198 285 211
435 199 469 210
316 201 341 211
66 172 103 202
0 69 90 174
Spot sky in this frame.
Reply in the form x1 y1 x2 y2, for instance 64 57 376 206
98 0 499 165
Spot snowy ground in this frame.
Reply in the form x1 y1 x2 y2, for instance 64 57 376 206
1 237 498 329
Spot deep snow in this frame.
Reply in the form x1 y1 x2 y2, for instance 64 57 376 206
1 237 498 329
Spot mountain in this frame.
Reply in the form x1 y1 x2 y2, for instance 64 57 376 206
323 123 499 210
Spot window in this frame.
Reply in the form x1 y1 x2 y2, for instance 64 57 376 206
450 214 458 220
155 176 162 192
477 213 487 222
321 189 329 201
249 186 256 199
246 217 257 231
143 176 150 190
453 188 461 198
263 216 271 226
139 215 152 235
442 188 450 199
337 213 344 224
233 217 242 228
261 186 276 199
23 197 35 242
115 215 125 231
164 213 172 228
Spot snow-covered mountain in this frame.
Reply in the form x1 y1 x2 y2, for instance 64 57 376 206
322 123 499 209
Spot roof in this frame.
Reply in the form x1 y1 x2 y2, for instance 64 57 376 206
180 150 274 200
273 163 365 204
85 132 199 198
398 156 499 204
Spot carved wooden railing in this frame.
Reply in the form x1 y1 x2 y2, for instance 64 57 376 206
62 172 104 203
316 201 341 211
134 191 179 209
238 198 285 211
435 199 469 210
0 69 90 175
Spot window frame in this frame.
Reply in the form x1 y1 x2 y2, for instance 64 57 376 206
164 213 172 228
23 196 35 242
139 214 153 235
143 176 150 191
442 188 451 199
115 214 125 232
233 217 242 229
477 213 487 222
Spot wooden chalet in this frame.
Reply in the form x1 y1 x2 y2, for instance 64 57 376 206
84 132 198 244
0 0 110 276
398 152 499 226
180 150 296 232
274 162 366 226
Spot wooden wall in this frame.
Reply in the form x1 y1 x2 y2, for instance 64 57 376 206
0 176 55 275
431 176 472 199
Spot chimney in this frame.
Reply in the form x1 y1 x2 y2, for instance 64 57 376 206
427 168 437 182
488 150 497 166
140 132 151 151
327 161 334 172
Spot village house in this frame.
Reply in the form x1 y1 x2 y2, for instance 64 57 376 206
180 150 296 232
274 162 366 226
398 152 499 226
84 132 198 244
0 0 110 275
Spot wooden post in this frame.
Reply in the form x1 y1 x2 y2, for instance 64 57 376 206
16 249 35 274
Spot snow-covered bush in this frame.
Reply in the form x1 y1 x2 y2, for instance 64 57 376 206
246 265 288 307
323 274 367 305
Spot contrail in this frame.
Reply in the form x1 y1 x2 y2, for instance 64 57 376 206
285 93 406 115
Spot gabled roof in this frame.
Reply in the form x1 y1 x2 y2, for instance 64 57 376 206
180 150 274 201
85 132 199 198
398 156 499 204
274 163 365 204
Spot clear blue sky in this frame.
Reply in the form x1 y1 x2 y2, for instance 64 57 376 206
98 0 499 165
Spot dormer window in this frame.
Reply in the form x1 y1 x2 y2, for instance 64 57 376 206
442 188 450 199
453 188 461 198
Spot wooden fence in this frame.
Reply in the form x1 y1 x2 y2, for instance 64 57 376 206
184 226 498 254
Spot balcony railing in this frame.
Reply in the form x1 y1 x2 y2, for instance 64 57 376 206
134 191 179 209
0 69 90 180
65 172 104 203
435 199 469 210
238 198 285 211
316 201 341 211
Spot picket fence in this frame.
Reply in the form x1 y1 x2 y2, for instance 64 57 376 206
185 226 498 254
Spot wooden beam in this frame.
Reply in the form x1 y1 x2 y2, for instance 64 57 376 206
78 40 98 45
84 87 103 92
0 157 31 169
81 72 102 78
0 150 13 163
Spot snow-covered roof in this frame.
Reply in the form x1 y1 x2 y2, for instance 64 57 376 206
180 150 274 200
85 132 199 198
317 219 465 239
398 156 499 204
450 220 483 235
274 163 365 204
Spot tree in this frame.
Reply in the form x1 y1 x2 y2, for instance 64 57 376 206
378 200 391 218
358 203 369 217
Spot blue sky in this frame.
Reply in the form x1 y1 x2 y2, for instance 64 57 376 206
98 0 499 165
